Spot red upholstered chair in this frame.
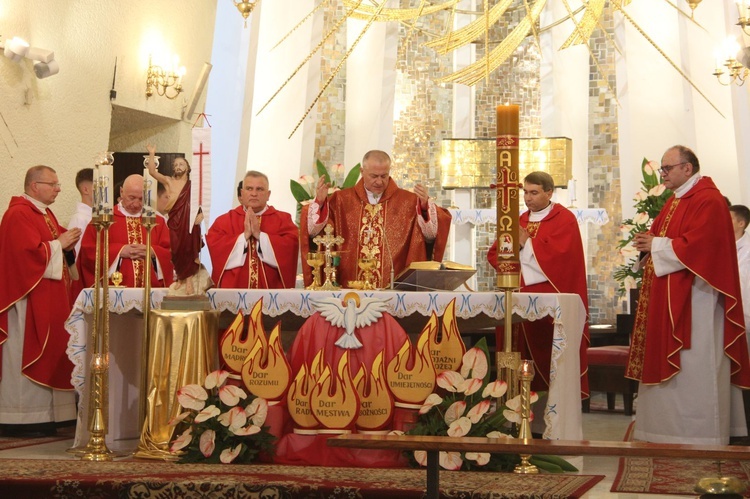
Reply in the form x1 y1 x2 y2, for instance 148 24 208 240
582 345 637 415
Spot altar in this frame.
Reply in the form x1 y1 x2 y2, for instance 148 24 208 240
65 288 586 448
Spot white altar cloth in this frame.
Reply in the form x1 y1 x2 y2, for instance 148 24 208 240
66 289 585 446
448 207 609 226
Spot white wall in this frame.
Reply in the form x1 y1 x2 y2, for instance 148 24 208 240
0 0 216 223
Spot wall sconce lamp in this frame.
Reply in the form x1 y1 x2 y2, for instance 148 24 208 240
713 36 749 86
146 55 185 99
0 36 60 79
234 0 259 27
737 0 750 36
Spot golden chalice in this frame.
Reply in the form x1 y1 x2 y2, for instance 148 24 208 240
358 258 376 290
110 271 123 287
306 252 324 290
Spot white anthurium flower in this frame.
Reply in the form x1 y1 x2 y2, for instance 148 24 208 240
632 212 650 225
444 400 467 425
644 161 658 175
170 427 192 452
463 377 483 396
648 184 666 196
447 416 472 437
503 393 539 424
486 431 512 439
168 411 192 426
194 404 221 423
466 399 491 423
460 347 488 380
389 430 405 436
218 406 247 430
623 276 637 290
419 393 443 415
633 190 648 202
220 444 243 464
465 452 491 466
218 384 247 406
436 370 466 392
204 370 230 390
620 245 639 259
233 424 262 436
482 380 508 399
199 429 216 457
176 384 208 411
414 450 428 466
439 451 463 470
246 398 268 426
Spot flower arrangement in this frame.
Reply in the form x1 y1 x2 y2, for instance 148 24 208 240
613 158 672 295
290 160 361 206
404 338 577 473
169 370 275 464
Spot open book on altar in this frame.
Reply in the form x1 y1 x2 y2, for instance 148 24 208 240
392 261 476 291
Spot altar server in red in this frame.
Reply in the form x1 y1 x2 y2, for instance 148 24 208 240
206 171 298 289
627 145 750 445
0 166 80 435
488 171 589 398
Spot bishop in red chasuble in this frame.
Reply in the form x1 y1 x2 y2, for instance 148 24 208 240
301 150 452 289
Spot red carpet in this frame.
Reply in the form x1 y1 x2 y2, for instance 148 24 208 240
611 422 750 496
0 458 604 498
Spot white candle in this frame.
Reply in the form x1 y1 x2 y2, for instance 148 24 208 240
99 164 113 215
142 167 157 217
92 167 100 216
567 179 577 205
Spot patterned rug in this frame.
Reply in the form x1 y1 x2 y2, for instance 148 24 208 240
611 423 750 496
0 459 604 498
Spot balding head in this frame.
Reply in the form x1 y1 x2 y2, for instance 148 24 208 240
24 165 61 205
121 174 144 214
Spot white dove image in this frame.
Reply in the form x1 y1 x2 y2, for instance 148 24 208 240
312 293 391 349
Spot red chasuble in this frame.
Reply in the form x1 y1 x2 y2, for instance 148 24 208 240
206 205 299 289
300 178 452 288
78 205 173 288
167 180 202 280
626 177 750 387
488 204 590 397
0 197 74 389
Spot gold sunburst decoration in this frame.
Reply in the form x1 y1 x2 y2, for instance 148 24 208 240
263 0 718 137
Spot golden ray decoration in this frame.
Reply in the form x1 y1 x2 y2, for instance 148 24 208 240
266 0 720 137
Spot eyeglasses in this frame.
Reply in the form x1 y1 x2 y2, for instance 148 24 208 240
35 181 62 188
657 162 686 175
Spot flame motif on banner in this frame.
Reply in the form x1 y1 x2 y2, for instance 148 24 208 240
386 323 436 404
287 350 326 430
428 299 466 375
241 323 292 401
310 352 360 430
352 351 394 431
220 299 268 373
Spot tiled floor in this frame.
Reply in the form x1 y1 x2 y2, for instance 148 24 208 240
0 394 697 497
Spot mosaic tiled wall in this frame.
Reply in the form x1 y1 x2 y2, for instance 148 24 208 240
312 1 623 325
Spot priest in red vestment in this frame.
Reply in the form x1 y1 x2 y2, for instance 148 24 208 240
300 150 452 289
0 166 80 433
488 171 589 399
79 174 173 288
626 145 750 445
206 171 299 289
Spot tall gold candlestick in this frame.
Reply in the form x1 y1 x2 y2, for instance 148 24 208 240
514 359 538 474
138 216 156 432
495 104 522 403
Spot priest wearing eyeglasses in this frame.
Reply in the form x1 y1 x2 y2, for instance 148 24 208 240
627 144 750 445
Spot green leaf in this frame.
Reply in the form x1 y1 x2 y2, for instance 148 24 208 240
290 179 312 203
316 159 331 185
342 163 361 188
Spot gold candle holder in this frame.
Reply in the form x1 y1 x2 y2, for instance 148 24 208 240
138 215 156 432
313 225 343 291
514 359 538 474
80 213 115 461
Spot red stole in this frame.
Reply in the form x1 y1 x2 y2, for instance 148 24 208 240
626 177 750 387
206 205 299 289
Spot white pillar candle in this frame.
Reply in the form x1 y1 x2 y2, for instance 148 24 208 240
567 179 576 205
99 164 113 215
142 167 157 217
92 166 100 216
